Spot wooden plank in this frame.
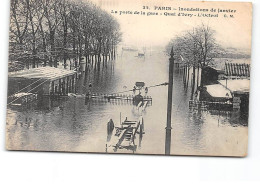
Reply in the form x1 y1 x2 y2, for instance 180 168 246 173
230 63 233 76
130 121 140 145
137 101 143 109
115 125 131 148
243 64 247 77
229 63 233 76
241 64 245 76
240 64 244 76
239 64 243 76
247 64 250 77
232 63 235 76
237 64 241 76
244 64 248 77
234 63 238 76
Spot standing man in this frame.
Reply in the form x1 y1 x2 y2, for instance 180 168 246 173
107 119 115 142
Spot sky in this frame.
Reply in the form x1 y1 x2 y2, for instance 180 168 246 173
87 0 252 51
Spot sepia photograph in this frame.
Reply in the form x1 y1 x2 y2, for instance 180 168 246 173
6 0 252 157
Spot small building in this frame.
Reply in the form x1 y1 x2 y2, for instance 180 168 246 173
8 67 77 96
200 62 250 112
203 84 232 101
218 79 250 112
201 66 225 85
201 79 249 112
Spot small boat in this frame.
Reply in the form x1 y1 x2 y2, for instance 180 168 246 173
137 52 145 57
137 47 146 57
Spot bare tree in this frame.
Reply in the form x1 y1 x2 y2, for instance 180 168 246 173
57 0 70 68
41 0 62 67
167 24 217 68
167 24 219 99
10 0 29 46
9 0 122 71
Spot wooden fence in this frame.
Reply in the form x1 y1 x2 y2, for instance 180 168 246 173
225 63 250 78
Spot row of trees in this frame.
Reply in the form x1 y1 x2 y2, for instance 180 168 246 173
166 24 220 100
9 0 121 71
166 24 218 69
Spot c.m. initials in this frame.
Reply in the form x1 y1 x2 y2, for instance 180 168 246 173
224 14 235 18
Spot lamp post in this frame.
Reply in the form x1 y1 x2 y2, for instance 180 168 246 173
165 47 174 155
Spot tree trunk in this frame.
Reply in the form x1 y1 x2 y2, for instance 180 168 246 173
190 65 196 100
50 30 55 67
63 28 67 69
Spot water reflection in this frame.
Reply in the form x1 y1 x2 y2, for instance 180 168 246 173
6 50 248 156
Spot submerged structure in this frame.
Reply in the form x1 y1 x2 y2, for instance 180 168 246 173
8 67 77 97
198 62 250 112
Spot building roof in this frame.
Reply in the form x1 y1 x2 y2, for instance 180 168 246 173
218 79 250 94
224 63 250 78
205 84 232 99
8 67 76 81
209 58 250 75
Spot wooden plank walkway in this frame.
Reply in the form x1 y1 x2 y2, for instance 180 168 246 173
65 93 153 105
89 93 152 102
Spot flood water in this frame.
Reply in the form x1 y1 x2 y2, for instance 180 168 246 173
6 49 248 156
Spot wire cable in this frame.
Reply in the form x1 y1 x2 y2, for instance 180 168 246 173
7 78 43 98
7 79 49 106
108 82 168 96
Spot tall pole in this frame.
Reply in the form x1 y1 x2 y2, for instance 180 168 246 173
165 47 174 155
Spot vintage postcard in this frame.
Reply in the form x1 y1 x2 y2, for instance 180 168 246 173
6 0 252 157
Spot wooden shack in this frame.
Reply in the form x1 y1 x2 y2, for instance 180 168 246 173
201 66 225 85
200 62 250 112
8 67 77 96
218 79 250 112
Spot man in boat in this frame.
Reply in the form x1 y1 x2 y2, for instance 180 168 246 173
133 92 143 106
